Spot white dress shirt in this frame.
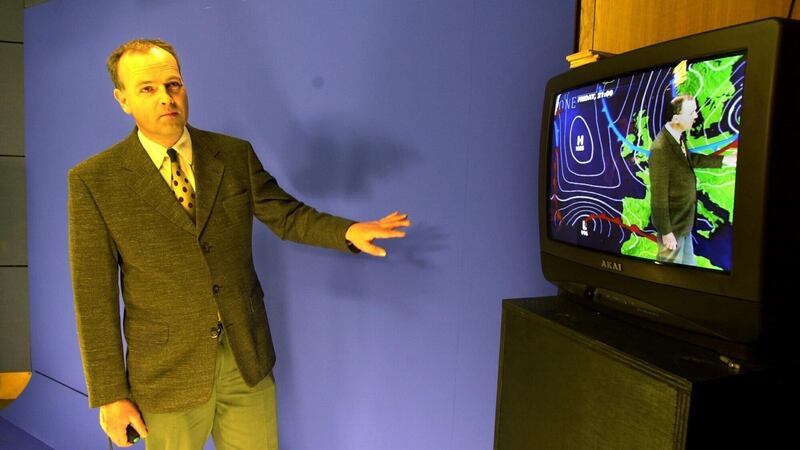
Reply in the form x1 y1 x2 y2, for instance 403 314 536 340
138 127 196 190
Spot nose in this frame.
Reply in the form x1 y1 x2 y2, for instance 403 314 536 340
157 86 175 105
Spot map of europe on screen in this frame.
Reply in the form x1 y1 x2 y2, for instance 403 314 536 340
547 53 744 272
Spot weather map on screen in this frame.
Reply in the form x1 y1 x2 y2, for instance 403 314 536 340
547 53 743 272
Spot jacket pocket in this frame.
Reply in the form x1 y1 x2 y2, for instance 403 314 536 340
124 320 169 352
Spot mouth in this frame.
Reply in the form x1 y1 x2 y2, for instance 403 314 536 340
161 112 180 119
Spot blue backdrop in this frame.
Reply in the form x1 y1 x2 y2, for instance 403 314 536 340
2 0 572 448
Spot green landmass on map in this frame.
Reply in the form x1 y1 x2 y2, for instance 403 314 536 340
624 111 653 162
695 166 736 224
683 54 739 224
677 55 743 130
621 187 658 260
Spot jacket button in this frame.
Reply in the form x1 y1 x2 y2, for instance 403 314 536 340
210 326 220 338
202 243 211 253
212 284 221 295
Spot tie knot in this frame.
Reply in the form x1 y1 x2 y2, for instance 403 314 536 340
166 148 178 162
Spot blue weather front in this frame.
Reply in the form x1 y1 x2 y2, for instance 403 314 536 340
547 54 744 272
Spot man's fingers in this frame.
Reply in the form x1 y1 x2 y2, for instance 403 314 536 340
377 217 411 231
360 241 387 257
378 212 410 224
110 427 132 447
379 219 411 229
99 414 125 446
106 420 133 447
379 211 403 221
129 414 148 439
373 229 406 239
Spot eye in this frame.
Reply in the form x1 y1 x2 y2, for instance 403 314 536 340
166 81 183 93
140 85 154 94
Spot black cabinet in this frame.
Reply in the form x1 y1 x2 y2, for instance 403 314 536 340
494 297 798 449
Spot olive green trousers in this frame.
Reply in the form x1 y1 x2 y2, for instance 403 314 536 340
141 328 279 450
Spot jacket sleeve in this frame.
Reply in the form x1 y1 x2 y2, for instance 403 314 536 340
689 153 723 169
68 169 130 408
649 137 673 235
246 144 356 252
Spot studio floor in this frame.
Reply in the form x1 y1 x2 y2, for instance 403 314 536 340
0 417 53 450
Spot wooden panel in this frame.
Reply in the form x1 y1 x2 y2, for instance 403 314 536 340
0 267 30 375
0 0 23 42
579 0 798 54
0 157 27 265
0 43 24 157
577 0 596 53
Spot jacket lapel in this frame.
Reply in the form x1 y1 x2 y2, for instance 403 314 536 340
189 126 224 236
120 129 197 235
665 130 691 166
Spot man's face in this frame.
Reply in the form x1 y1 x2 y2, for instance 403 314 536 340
113 47 188 147
674 99 698 132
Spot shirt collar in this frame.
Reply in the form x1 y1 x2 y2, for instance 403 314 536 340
665 123 683 145
138 127 193 168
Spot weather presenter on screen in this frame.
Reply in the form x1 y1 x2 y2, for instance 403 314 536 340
548 54 742 272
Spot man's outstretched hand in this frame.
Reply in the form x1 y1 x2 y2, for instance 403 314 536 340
345 211 411 257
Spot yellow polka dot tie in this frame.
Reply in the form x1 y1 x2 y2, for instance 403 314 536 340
166 148 196 219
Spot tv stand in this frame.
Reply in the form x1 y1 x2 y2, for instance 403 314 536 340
494 296 799 449
557 286 763 361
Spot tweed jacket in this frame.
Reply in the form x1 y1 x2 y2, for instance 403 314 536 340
649 126 722 237
68 126 355 412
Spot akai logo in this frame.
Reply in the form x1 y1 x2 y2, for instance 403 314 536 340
600 260 623 272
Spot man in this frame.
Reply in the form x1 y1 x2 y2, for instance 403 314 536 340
68 39 410 449
648 94 735 265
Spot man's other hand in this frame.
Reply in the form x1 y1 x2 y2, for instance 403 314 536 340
345 211 411 257
722 151 737 167
662 232 678 251
99 398 148 447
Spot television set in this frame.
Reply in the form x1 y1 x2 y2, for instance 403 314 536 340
538 17 799 358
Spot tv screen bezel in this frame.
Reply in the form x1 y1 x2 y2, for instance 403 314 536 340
538 18 791 343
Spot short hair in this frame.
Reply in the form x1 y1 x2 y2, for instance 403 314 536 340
665 94 695 123
107 39 181 89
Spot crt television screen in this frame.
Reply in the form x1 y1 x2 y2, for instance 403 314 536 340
547 52 743 272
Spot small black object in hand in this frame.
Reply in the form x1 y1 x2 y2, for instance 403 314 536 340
126 424 140 444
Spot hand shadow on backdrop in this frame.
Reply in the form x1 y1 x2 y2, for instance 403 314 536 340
283 119 447 298
284 118 420 200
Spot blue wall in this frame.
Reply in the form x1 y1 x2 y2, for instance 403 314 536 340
2 0 572 448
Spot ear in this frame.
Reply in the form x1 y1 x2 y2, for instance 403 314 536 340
113 88 131 115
